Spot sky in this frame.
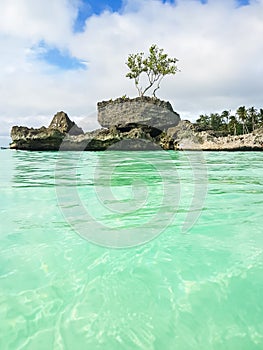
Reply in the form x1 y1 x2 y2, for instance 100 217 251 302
1 0 263 145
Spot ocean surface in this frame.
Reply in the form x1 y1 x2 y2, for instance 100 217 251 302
0 149 263 349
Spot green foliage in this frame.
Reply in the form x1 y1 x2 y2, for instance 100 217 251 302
195 106 263 136
126 44 179 97
195 114 210 130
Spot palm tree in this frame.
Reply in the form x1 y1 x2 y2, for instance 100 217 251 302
236 106 248 134
248 106 258 132
221 110 230 124
221 110 231 133
229 116 238 135
210 113 222 131
258 109 263 125
195 114 210 130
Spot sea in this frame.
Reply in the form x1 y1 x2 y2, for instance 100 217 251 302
0 149 263 349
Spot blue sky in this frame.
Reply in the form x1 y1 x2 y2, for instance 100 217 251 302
74 0 250 21
41 0 251 71
34 41 87 71
0 0 262 146
73 0 250 20
74 0 250 33
74 0 123 31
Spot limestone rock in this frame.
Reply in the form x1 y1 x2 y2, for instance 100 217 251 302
10 106 263 151
49 111 83 135
10 111 83 151
97 96 180 130
173 126 263 151
10 126 64 151
60 124 162 151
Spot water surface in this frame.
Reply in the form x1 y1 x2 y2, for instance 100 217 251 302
0 150 263 349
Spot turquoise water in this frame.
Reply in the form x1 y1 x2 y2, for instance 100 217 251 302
1 150 263 349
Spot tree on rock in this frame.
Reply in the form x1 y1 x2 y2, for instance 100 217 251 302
126 44 179 98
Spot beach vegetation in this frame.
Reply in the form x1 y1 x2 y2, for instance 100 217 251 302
195 106 263 135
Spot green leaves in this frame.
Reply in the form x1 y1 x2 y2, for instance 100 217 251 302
126 44 179 97
195 106 263 136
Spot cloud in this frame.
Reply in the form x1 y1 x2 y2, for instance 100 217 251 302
0 0 77 46
1 0 263 146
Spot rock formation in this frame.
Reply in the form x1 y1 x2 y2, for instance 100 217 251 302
10 98 180 151
10 111 83 151
9 98 263 151
165 121 263 150
177 126 263 151
60 124 164 151
98 96 180 130
10 126 64 151
49 111 84 135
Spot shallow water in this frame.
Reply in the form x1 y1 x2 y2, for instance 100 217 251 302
0 150 263 349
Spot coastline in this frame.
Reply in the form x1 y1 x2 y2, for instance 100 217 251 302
9 98 263 152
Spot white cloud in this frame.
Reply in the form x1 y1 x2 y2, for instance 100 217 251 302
0 0 77 46
1 0 263 146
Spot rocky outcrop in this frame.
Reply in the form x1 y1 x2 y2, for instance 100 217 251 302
9 102 263 151
50 121 263 151
165 121 263 151
10 126 64 151
49 111 84 135
10 111 83 151
98 96 180 130
180 128 263 151
10 98 181 151
60 124 163 151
